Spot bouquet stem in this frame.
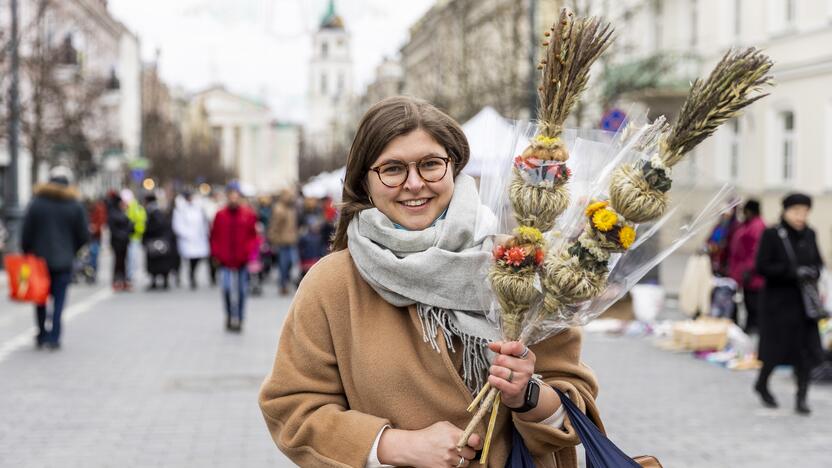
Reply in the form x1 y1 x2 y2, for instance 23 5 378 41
467 382 492 413
457 387 499 450
479 393 501 463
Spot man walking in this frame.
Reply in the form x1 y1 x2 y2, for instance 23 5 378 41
20 167 89 349
210 183 257 332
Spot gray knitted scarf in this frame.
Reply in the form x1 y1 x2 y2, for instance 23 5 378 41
347 174 501 393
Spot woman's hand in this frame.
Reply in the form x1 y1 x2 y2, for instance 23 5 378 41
377 422 483 467
487 341 536 409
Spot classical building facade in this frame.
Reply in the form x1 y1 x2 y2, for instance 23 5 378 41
604 0 832 256
306 0 354 159
193 86 297 193
399 0 563 123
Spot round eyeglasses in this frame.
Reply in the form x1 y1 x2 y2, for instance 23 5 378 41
369 156 451 188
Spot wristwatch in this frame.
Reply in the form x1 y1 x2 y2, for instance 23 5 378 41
509 378 540 413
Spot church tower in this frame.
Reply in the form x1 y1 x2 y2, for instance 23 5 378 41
307 0 354 158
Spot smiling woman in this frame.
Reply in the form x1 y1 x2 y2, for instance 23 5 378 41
259 96 598 468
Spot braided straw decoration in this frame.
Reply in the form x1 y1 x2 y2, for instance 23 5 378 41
488 264 538 340
541 250 607 304
609 163 668 224
509 169 570 231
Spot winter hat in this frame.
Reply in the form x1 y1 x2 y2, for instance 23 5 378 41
782 192 812 210
48 166 73 186
743 199 760 216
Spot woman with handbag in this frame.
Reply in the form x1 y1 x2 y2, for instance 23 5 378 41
142 193 177 290
259 96 601 467
754 193 825 414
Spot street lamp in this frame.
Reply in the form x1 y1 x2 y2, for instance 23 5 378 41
3 0 22 255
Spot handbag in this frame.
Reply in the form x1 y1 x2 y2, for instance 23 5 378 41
3 254 51 305
777 227 830 320
553 388 663 468
146 238 171 259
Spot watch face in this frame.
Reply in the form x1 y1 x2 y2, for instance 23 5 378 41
527 380 540 408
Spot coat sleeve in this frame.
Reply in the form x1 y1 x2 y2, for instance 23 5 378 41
258 277 390 468
755 228 794 281
513 328 601 457
73 204 90 253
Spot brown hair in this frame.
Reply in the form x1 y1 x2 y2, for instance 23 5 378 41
331 96 469 251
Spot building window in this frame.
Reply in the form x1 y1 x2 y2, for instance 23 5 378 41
780 111 795 181
337 73 344 95
729 119 741 180
321 73 327 95
690 0 698 47
733 0 741 37
321 41 328 58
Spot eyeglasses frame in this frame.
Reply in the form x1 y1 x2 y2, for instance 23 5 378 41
368 156 452 188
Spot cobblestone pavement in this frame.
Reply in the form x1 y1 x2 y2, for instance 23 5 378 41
1 267 829 467
582 333 830 468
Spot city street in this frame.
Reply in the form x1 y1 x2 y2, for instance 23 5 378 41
0 268 829 468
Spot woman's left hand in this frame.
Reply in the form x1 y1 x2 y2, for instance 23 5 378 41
487 341 536 409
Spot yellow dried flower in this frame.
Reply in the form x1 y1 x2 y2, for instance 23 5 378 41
592 209 617 232
585 201 609 217
534 134 561 147
619 225 636 249
515 226 543 244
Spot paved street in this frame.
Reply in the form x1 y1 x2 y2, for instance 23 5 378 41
0 265 829 467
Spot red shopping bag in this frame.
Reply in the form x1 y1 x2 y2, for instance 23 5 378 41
3 254 51 305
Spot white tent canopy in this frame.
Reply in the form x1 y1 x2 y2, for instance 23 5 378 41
302 166 345 201
461 106 516 177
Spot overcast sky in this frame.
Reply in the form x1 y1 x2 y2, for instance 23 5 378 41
108 0 434 123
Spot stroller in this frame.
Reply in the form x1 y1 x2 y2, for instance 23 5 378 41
72 245 96 285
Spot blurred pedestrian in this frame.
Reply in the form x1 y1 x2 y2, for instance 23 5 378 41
297 197 327 280
143 193 177 290
20 166 89 350
172 190 211 290
87 197 108 283
706 207 738 276
106 192 133 291
123 189 147 286
754 193 824 415
727 199 765 332
210 183 258 332
267 189 298 295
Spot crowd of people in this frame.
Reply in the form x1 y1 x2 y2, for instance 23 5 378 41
18 166 338 347
701 195 828 415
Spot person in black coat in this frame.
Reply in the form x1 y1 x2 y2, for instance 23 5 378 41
753 193 824 415
142 193 177 290
20 167 89 349
106 191 133 291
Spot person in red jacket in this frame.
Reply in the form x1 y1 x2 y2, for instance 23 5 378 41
727 199 766 333
210 182 258 332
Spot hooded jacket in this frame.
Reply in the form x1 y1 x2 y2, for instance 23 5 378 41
21 182 89 272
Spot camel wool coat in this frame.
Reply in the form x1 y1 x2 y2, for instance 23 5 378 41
259 249 602 467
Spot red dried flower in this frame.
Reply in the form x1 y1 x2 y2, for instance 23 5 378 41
505 247 526 266
493 245 506 260
534 249 544 265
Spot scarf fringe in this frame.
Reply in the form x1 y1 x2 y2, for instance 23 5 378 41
417 304 491 395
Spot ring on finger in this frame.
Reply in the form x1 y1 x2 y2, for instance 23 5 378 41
507 369 514 383
517 346 530 359
456 455 465 467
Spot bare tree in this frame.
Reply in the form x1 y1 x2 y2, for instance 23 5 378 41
1 0 118 183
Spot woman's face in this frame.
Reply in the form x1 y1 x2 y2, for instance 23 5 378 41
366 129 455 231
783 204 810 231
